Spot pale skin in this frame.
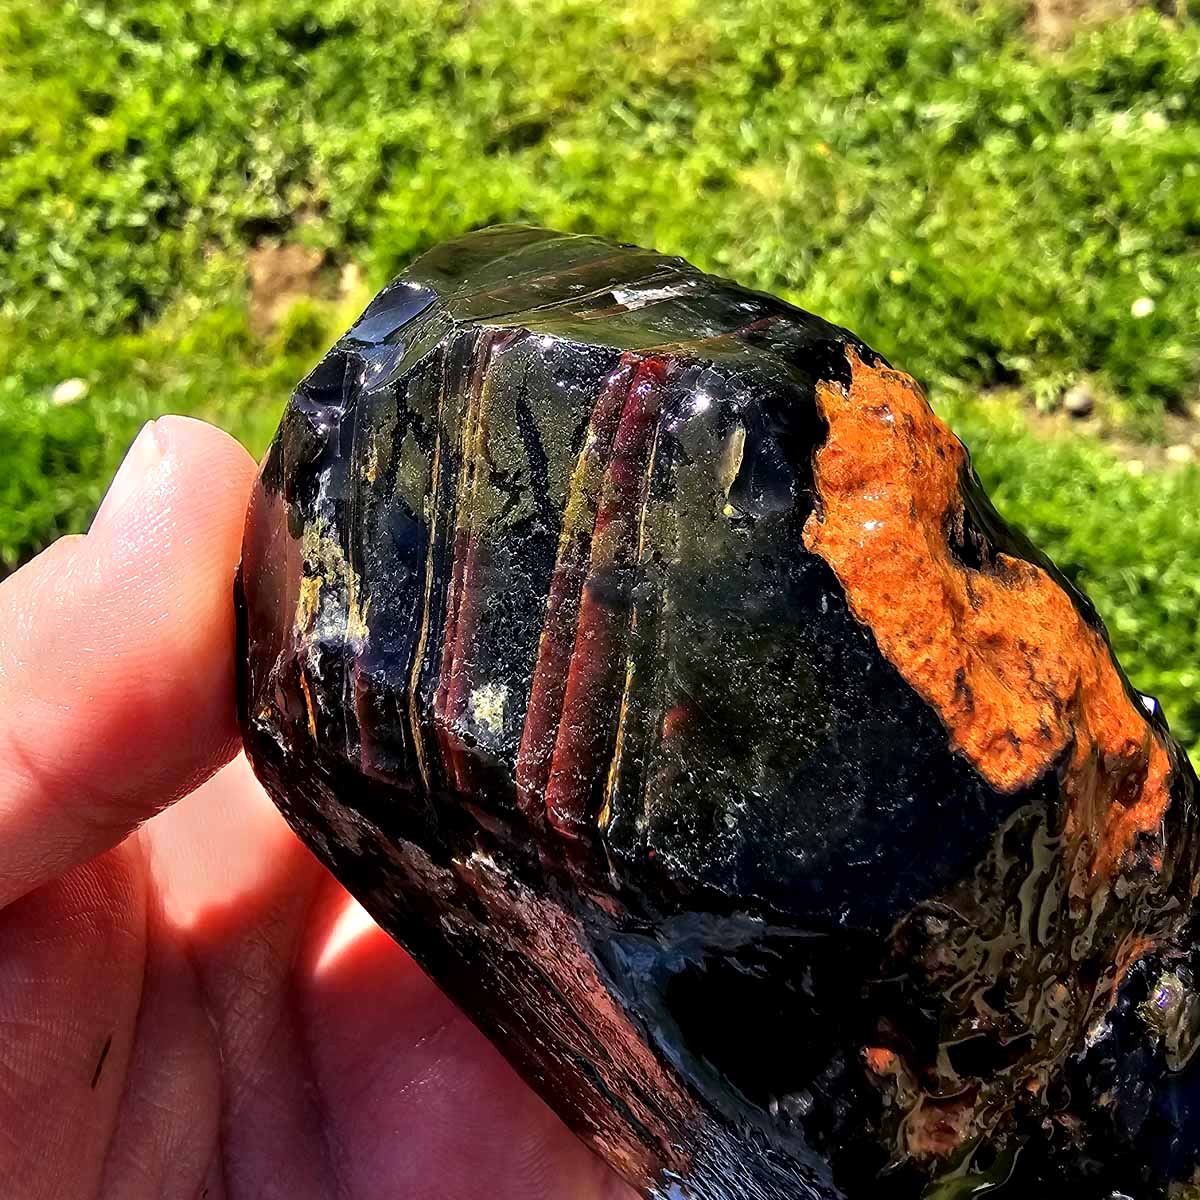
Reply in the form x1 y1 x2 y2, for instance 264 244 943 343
0 416 635 1200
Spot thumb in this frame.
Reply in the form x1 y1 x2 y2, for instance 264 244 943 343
0 416 258 909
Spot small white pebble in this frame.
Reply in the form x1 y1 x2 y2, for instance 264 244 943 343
1131 296 1156 319
1063 382 1094 417
51 377 88 406
1165 443 1194 465
1125 459 1146 477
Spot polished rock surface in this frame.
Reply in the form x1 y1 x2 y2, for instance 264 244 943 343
237 226 1200 1199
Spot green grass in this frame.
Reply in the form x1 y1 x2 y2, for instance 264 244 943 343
2 0 1198 753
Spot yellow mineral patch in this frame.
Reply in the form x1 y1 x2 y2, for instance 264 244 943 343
407 420 444 795
294 516 369 646
345 592 371 645
365 433 380 485
296 573 323 634
717 423 745 500
469 681 509 736
299 667 318 740
599 656 637 833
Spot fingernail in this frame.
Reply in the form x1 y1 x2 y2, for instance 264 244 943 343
91 420 170 532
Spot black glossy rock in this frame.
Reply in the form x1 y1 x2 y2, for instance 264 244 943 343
236 226 1200 1199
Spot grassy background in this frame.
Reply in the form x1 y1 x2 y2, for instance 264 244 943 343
2 0 1199 754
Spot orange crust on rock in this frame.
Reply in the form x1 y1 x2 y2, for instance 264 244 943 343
801 347 1171 878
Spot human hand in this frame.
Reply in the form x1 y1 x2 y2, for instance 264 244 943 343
0 417 633 1200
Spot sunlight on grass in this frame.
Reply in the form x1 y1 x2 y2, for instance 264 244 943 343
2 0 1197 750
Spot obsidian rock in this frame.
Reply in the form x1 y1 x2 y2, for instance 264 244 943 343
237 226 1200 1199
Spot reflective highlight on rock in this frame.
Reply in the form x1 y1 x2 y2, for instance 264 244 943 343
236 226 1200 1199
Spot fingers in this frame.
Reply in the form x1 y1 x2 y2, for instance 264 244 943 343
298 896 634 1200
144 752 324 937
146 758 332 1200
0 416 258 909
0 843 148 1200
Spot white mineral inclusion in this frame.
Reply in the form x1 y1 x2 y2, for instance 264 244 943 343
611 281 691 309
470 681 509 736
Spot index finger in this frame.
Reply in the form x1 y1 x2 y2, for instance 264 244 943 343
0 416 258 909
